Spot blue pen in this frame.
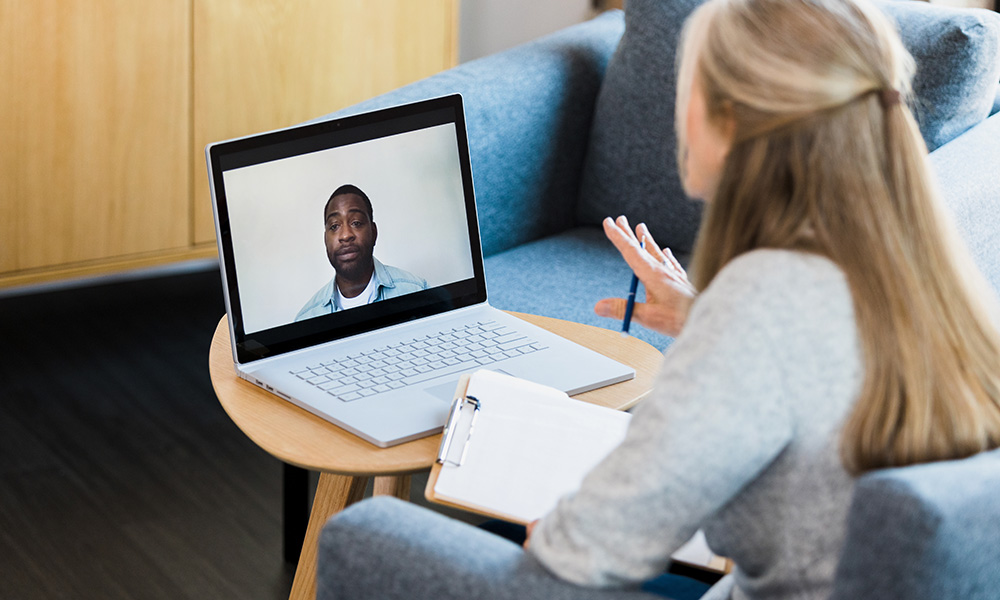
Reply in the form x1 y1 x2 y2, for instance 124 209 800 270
622 236 645 336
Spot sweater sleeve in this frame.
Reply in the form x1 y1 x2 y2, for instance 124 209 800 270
528 252 797 587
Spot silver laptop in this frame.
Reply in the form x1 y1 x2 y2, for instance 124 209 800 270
206 94 634 447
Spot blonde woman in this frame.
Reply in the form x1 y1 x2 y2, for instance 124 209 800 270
319 0 1000 598
523 0 1000 597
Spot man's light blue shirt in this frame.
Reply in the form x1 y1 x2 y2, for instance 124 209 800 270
295 258 427 321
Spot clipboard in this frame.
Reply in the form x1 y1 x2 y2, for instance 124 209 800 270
424 370 732 574
425 373 518 519
426 370 633 525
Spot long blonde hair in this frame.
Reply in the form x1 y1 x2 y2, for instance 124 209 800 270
678 0 1000 473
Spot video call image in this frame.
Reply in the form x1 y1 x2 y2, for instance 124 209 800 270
222 123 476 335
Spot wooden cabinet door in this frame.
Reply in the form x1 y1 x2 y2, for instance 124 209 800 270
0 1 191 273
192 0 458 244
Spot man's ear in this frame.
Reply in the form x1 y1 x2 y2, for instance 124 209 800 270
371 222 378 247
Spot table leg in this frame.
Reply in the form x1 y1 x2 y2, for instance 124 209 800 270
373 474 411 500
288 473 369 600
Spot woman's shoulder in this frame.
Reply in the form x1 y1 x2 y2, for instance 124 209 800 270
695 249 853 326
719 248 843 285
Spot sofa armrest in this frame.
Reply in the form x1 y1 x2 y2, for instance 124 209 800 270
309 11 625 257
830 449 1000 600
928 112 1000 296
318 496 660 600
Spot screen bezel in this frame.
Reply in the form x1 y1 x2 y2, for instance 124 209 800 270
207 94 485 364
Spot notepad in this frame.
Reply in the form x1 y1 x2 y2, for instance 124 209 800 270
425 369 730 573
430 369 632 524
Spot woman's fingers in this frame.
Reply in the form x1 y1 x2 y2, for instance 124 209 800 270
595 297 627 319
635 222 669 265
603 217 660 279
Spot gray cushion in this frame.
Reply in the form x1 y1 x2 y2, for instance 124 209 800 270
318 496 662 600
575 0 706 254
830 449 1000 600
485 227 672 351
576 0 1000 253
879 0 1000 151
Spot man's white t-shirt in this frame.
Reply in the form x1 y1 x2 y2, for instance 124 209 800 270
336 271 380 310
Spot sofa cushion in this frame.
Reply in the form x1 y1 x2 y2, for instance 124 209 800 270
576 0 1000 253
484 227 672 350
928 112 1000 297
575 0 705 254
830 448 1000 600
879 0 1000 151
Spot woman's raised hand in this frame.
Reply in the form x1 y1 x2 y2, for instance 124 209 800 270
595 216 697 338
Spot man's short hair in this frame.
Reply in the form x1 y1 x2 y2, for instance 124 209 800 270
326 184 374 221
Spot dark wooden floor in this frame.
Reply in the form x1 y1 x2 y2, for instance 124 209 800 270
0 268 295 599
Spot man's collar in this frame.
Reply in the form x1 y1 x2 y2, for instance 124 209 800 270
372 258 396 290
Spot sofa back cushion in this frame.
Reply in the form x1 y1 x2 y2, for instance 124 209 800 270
830 448 1000 600
576 0 1000 254
881 0 1000 151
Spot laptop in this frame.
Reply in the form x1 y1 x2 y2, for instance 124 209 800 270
206 94 634 447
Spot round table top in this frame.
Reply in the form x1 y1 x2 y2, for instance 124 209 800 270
208 312 663 476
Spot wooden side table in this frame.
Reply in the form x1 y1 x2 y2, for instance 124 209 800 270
208 312 663 599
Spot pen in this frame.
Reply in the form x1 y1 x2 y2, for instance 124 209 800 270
622 236 645 336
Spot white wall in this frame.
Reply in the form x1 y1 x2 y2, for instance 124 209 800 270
458 0 596 63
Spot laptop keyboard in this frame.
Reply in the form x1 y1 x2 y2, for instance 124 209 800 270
289 320 546 402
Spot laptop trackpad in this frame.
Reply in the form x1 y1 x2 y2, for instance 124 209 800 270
423 379 462 402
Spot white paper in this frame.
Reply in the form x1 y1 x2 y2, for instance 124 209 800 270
434 370 631 523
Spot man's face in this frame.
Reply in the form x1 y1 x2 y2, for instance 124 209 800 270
324 193 377 280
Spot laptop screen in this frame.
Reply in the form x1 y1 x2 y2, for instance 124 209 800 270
208 95 486 363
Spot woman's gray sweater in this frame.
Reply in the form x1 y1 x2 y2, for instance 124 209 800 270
530 249 863 600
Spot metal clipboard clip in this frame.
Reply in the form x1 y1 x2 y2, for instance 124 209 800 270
436 395 481 467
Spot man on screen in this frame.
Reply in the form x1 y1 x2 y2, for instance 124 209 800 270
295 184 427 321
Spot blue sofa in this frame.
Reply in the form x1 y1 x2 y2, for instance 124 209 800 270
313 2 1000 352
314 1 1000 598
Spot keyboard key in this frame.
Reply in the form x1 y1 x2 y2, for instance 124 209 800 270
338 392 362 402
499 339 530 352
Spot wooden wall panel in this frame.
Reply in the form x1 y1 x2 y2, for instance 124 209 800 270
192 0 458 244
0 1 191 272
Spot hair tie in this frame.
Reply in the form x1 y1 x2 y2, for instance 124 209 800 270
879 88 901 109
